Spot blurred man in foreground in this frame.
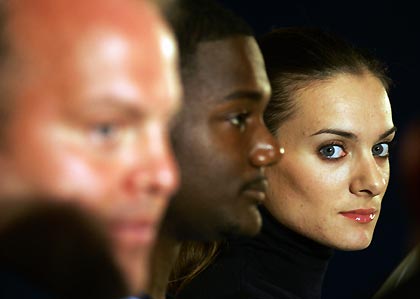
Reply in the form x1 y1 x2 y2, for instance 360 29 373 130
0 0 181 296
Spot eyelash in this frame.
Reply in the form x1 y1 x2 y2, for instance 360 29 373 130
318 140 395 160
372 141 394 158
228 111 250 131
318 142 347 160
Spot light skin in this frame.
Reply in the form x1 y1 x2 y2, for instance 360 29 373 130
0 0 181 294
265 72 395 251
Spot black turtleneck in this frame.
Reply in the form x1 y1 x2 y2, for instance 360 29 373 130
175 207 333 299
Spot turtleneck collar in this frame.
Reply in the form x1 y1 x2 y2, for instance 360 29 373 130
230 206 334 299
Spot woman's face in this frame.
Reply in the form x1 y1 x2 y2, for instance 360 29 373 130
266 72 395 250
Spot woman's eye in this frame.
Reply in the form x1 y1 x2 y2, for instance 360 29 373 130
319 144 346 159
372 143 389 157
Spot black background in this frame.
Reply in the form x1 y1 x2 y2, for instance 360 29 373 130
215 1 418 298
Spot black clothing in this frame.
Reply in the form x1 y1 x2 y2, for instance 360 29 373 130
0 271 54 299
176 207 333 299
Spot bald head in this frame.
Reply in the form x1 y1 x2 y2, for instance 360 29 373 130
1 0 179 130
0 0 181 295
8 0 169 59
2 0 177 102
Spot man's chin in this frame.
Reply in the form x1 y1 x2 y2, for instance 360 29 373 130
221 213 262 239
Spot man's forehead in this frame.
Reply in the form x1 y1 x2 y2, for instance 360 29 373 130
6 0 172 78
8 0 150 25
7 0 164 56
192 37 265 78
196 36 259 60
188 36 269 95
3 0 179 115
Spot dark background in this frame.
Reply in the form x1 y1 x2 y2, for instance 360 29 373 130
215 1 419 298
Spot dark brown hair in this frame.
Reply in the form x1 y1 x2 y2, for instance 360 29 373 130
168 240 224 294
261 27 391 136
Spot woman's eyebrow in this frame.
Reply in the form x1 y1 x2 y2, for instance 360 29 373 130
378 126 397 140
310 129 356 140
310 126 397 142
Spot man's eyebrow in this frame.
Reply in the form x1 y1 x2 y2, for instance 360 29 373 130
81 97 143 117
223 90 263 102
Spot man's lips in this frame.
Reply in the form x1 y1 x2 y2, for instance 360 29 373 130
241 178 268 204
109 220 157 247
340 209 377 223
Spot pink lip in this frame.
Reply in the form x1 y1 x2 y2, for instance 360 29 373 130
340 209 377 223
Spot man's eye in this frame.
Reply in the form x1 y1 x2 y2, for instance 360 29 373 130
319 144 346 159
229 112 249 130
90 123 121 144
94 124 116 137
372 143 389 157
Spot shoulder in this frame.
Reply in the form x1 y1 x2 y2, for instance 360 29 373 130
175 245 254 299
0 271 53 299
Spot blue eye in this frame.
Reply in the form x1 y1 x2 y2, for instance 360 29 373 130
372 143 389 157
319 144 346 159
90 123 121 144
94 124 116 137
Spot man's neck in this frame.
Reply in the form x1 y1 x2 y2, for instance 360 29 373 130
146 226 181 299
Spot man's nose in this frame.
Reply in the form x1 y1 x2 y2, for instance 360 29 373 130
128 124 179 198
249 127 280 168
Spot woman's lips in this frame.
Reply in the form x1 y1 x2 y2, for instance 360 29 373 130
340 209 376 223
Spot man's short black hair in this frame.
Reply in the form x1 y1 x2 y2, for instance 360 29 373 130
166 0 253 70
